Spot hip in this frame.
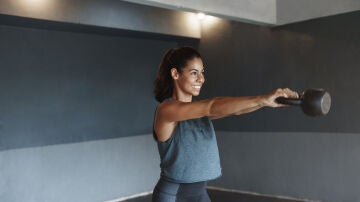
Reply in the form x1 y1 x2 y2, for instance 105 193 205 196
152 177 211 202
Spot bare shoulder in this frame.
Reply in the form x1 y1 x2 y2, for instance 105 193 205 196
154 99 212 142
154 101 178 142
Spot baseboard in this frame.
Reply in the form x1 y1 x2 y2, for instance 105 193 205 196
105 186 321 202
207 186 321 202
104 191 153 202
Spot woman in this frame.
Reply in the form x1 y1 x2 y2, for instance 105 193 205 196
152 47 298 202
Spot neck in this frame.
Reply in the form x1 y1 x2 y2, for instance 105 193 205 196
172 92 192 102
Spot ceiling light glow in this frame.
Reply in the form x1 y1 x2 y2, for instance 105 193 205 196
197 12 206 20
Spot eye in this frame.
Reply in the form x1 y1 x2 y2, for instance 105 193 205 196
191 72 197 75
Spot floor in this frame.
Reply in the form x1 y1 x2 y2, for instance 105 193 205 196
124 189 311 202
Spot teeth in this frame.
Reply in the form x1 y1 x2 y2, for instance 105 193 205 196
192 86 201 89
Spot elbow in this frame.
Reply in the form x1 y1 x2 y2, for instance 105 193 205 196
208 97 217 117
208 97 229 117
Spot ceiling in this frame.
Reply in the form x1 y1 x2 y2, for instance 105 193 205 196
124 0 360 26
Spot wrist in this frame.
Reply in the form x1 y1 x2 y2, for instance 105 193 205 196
256 95 268 107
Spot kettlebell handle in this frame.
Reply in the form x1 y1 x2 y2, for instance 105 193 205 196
275 97 302 105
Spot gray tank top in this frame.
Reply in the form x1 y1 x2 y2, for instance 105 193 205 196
153 98 222 183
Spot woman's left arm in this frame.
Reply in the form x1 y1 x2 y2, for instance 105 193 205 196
210 88 298 120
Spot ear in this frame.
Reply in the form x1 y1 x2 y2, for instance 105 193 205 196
170 68 179 80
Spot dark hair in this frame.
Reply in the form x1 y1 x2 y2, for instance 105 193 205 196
154 46 201 102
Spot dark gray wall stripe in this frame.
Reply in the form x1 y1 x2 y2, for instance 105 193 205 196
0 24 180 151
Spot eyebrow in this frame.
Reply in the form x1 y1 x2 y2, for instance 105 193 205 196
189 68 205 72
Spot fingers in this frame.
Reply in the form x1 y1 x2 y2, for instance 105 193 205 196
284 88 299 98
276 88 298 99
275 88 288 98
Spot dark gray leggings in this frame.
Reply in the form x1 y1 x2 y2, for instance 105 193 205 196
152 178 211 202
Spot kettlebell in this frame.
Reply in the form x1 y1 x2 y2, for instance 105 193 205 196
275 89 331 116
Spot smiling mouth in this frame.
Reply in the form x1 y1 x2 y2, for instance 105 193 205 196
192 85 201 89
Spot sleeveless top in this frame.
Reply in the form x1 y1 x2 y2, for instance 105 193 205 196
153 98 222 183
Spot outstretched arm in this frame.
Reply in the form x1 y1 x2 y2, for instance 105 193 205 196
156 88 298 122
154 88 298 141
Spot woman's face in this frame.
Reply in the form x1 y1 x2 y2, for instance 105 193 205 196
174 57 205 97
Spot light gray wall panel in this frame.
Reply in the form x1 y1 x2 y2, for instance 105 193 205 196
0 0 200 38
0 134 160 202
124 0 277 25
277 0 360 25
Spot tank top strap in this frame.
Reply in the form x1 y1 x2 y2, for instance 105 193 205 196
152 105 159 141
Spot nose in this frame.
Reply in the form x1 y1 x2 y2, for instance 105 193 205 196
197 74 205 83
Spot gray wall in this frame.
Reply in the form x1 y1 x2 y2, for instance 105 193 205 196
199 11 360 133
199 11 360 202
1 1 360 202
